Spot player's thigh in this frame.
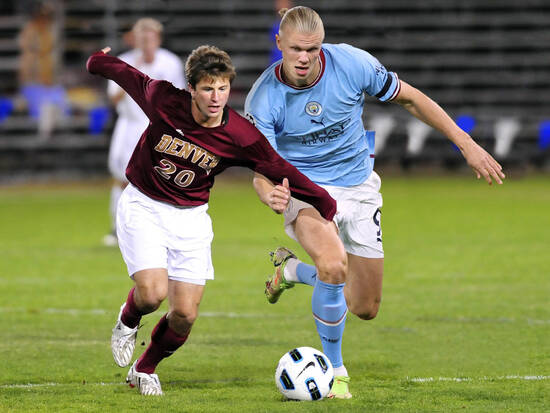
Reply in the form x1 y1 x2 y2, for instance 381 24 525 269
164 203 214 289
293 207 347 283
116 185 170 277
344 254 384 320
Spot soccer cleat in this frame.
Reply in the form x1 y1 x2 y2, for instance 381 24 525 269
265 247 297 304
327 375 352 399
111 303 138 367
126 360 163 396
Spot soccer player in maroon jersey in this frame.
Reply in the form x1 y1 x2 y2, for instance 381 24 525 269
86 45 336 396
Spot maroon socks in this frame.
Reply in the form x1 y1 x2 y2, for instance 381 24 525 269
120 287 143 329
136 314 188 374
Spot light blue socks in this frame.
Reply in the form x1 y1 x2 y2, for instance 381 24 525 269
296 262 317 286
311 279 347 368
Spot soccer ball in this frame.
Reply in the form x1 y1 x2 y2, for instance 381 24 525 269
275 346 334 401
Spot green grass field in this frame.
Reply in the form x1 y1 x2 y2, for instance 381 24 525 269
0 173 548 412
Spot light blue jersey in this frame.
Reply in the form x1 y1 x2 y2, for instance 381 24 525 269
245 43 400 186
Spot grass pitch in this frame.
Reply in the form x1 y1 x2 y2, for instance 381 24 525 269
0 173 548 412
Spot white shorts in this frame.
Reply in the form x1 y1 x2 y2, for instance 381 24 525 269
284 171 384 259
116 184 214 285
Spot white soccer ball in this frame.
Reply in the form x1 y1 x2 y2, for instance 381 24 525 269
275 346 334 401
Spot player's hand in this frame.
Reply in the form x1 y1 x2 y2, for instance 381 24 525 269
268 178 290 214
461 139 505 185
101 47 111 54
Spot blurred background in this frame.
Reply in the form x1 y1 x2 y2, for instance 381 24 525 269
0 0 549 183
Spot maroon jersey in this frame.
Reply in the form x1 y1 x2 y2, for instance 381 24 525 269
86 52 336 221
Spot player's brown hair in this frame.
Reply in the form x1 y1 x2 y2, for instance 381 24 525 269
185 45 236 88
278 6 324 39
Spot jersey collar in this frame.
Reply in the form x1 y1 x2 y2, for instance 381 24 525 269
275 49 326 90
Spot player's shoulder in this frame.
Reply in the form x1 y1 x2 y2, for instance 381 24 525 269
250 62 279 91
150 78 183 103
246 63 282 109
226 107 264 146
157 48 182 63
323 43 375 63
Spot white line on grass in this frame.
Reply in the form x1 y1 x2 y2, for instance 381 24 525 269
2 307 548 324
0 339 105 349
3 375 548 389
0 382 124 389
200 311 281 318
0 307 285 318
408 375 550 383
0 307 108 315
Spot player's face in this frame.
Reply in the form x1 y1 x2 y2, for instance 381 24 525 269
189 76 231 127
134 29 161 63
277 28 323 87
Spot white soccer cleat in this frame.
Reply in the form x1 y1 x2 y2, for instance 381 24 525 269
111 303 138 367
126 360 164 396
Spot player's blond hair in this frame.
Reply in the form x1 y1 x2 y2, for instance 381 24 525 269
185 45 236 88
132 17 163 34
278 6 324 39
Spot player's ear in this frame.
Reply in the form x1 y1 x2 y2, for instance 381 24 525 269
188 83 195 96
276 33 282 51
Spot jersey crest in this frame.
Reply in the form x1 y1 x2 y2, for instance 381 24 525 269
305 101 323 117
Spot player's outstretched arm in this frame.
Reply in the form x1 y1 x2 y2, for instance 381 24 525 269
100 47 126 106
86 46 162 122
393 80 505 185
253 173 290 214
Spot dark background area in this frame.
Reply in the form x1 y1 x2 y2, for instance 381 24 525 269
0 0 549 182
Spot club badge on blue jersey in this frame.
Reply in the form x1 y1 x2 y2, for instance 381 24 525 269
305 101 323 117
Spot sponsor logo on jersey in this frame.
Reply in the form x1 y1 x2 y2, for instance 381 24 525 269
305 101 323 117
299 117 351 146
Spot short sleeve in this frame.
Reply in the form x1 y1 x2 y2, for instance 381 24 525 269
341 44 401 102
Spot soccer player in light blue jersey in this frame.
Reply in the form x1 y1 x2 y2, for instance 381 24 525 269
245 6 505 399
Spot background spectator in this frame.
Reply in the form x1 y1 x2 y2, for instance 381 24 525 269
103 17 185 247
18 0 67 139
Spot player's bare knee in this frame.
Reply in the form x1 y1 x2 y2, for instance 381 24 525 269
170 307 198 328
349 299 381 320
316 256 347 284
136 286 166 313
139 296 163 313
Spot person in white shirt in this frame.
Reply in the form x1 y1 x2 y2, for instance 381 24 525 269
103 17 185 246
